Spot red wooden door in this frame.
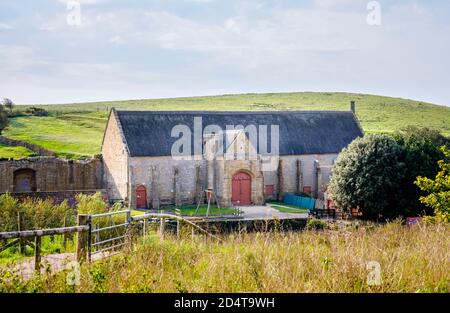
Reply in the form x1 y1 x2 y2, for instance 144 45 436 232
231 172 252 205
136 185 147 209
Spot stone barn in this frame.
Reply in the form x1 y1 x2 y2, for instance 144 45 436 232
102 109 363 209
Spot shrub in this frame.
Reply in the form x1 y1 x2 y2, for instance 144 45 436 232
24 107 48 116
306 219 327 230
0 194 75 232
393 126 450 216
0 194 22 232
329 135 407 220
0 104 8 135
76 192 109 215
415 146 450 224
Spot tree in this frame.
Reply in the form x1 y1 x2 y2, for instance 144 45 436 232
328 134 407 220
2 98 14 113
393 126 450 216
415 146 450 223
0 103 8 135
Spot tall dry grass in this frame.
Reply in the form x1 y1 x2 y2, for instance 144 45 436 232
1 222 449 293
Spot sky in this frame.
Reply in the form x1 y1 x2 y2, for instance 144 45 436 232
0 0 449 106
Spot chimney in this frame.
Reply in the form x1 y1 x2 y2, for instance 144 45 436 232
350 101 356 114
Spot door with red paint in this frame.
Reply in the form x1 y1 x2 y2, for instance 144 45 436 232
231 172 252 205
136 185 147 209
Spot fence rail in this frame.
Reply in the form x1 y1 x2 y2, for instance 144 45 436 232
0 225 88 239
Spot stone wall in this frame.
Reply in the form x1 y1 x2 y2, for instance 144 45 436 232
101 110 129 202
0 156 103 193
0 135 56 157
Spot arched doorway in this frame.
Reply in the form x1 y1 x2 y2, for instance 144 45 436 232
13 169 36 192
136 185 147 209
231 171 252 206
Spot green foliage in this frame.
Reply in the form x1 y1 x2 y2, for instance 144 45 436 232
329 135 407 220
75 192 109 215
415 146 450 223
24 106 48 116
0 193 74 232
392 126 450 216
2 98 14 113
306 219 327 230
0 103 8 135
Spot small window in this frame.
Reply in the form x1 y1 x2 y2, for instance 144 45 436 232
303 186 312 195
265 185 274 196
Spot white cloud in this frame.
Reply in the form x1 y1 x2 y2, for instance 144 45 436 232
0 22 13 30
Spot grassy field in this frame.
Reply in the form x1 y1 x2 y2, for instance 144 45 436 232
162 205 237 216
0 144 37 159
1 222 448 292
3 92 450 159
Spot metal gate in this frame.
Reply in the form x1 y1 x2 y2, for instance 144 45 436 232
89 210 131 260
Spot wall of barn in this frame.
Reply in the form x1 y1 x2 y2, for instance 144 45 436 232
101 110 129 202
263 154 337 201
128 157 207 208
0 157 103 193
125 153 337 209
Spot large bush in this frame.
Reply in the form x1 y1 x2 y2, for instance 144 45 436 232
393 126 450 216
415 146 450 223
329 134 407 220
0 194 73 232
0 103 8 135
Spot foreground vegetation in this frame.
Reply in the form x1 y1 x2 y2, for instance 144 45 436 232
2 92 450 159
0 222 448 293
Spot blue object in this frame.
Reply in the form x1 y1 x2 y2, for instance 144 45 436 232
283 193 315 210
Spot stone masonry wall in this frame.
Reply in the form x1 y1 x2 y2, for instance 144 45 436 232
101 110 129 202
0 156 103 193
123 153 337 209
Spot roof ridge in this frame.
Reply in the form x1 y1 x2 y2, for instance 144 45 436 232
115 110 352 114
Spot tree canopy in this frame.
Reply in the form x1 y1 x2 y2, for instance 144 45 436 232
329 134 406 220
0 103 9 135
415 146 450 223
329 129 449 221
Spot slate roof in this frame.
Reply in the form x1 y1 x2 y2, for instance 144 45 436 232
112 110 363 157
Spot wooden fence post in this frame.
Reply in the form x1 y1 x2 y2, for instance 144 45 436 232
34 236 41 272
126 210 132 247
76 214 89 263
175 208 181 239
62 217 67 250
143 219 148 236
159 210 165 238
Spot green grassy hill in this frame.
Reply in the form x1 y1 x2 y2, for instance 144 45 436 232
2 92 450 159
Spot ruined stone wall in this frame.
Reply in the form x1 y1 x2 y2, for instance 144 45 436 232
0 156 103 193
0 136 56 157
